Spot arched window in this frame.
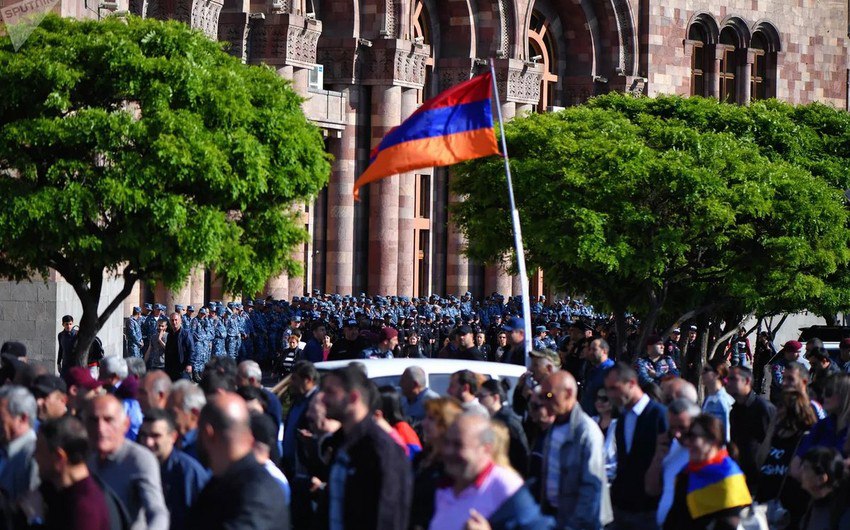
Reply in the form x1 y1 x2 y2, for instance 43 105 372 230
750 33 767 101
529 11 558 112
412 0 435 104
688 24 708 96
719 27 738 103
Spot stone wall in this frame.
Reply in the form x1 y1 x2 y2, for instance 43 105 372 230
645 0 849 108
0 272 126 373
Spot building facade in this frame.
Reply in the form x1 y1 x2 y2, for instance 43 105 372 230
3 0 849 366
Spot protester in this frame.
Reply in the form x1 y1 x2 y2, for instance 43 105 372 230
662 414 752 529
769 340 810 403
591 387 618 482
645 398 702 528
797 446 850 529
537 371 611 529
782 362 827 420
399 366 439 425
792 373 850 472
34 416 111 530
581 338 615 415
322 364 412 529
605 362 668 529
378 386 422 459
447 370 489 416
138 371 172 415
0 385 39 502
167 380 207 460
32 374 69 421
282 360 320 528
700 358 735 442
63 366 103 417
478 379 529 475
249 411 290 504
754 388 817 528
85 394 169 530
411 397 463 530
187 392 290 530
137 408 209 530
727 365 776 490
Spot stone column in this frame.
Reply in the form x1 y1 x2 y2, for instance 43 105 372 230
123 279 142 316
367 85 402 295
741 49 754 104
325 86 357 295
164 279 191 313
397 87 418 297
189 267 205 307
710 47 723 100
266 274 289 300
445 181 469 296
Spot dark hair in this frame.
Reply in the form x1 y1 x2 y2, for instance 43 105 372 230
729 365 754 383
288 329 302 340
327 365 373 406
801 446 847 489
688 414 725 448
200 370 237 395
606 362 638 384
378 387 406 425
61 315 74 324
291 360 319 382
777 389 817 433
480 379 507 403
785 362 810 383
143 408 178 433
204 356 238 379
707 357 729 380
237 385 268 412
39 416 89 465
453 369 480 394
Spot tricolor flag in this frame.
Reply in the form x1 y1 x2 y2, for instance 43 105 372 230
685 450 752 519
352 72 501 200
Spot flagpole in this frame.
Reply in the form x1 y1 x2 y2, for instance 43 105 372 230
489 59 533 367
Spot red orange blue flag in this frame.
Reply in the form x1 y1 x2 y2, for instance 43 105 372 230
685 449 752 519
352 72 501 200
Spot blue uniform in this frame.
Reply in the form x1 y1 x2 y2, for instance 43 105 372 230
190 317 211 373
225 315 241 359
126 316 144 358
210 316 226 357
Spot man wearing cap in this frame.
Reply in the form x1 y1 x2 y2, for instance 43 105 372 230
328 320 369 361
634 335 679 388
32 374 69 421
64 366 104 417
209 308 227 360
190 308 211 376
683 325 700 384
452 325 484 361
664 328 682 367
364 327 398 359
143 305 160 356
127 307 144 359
225 308 242 360
768 340 810 402
502 317 527 366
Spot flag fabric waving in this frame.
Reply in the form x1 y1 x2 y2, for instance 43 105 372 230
685 449 752 519
352 72 501 200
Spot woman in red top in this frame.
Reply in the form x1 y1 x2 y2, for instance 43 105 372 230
379 386 422 459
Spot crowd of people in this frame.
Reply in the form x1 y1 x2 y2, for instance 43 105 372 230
0 290 847 529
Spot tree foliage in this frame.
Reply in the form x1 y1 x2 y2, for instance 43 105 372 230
453 94 850 348
0 15 331 363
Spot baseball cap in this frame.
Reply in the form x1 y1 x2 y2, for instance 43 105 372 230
32 374 67 397
64 366 103 391
503 317 525 332
379 327 399 341
344 318 359 328
782 340 803 352
456 325 473 335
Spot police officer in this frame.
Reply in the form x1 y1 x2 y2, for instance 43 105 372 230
126 306 144 358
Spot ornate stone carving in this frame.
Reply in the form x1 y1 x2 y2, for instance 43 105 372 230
497 0 511 59
490 60 541 104
285 22 321 66
317 47 358 84
219 19 249 61
611 0 637 76
361 43 429 88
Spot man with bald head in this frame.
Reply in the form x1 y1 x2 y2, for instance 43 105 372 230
138 370 172 414
429 413 527 530
187 392 289 530
85 394 169 530
537 371 611 529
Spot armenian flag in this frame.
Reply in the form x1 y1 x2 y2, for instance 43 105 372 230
685 449 753 519
352 72 501 200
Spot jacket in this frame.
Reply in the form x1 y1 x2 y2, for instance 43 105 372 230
166 327 196 369
487 485 555 530
328 417 412 529
542 404 613 529
612 397 667 512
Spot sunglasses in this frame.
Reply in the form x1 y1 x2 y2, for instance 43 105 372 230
595 395 609 403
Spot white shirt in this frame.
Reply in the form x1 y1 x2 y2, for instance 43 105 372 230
657 439 689 527
545 422 571 507
623 393 650 453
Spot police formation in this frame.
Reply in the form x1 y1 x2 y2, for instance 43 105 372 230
124 292 605 378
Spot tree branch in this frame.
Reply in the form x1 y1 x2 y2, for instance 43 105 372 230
97 271 138 328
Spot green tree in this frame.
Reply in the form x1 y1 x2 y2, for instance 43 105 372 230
453 94 850 356
0 15 331 365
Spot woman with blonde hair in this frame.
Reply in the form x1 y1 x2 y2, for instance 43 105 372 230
411 397 464 529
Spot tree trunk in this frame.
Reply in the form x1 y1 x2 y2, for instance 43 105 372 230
71 297 100 367
696 314 711 403
613 308 628 361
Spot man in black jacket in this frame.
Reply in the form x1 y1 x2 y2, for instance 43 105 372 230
726 365 776 491
165 313 196 382
605 362 668 530
188 392 289 530
322 365 412 530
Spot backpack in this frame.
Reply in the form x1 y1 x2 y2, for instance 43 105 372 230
88 336 105 365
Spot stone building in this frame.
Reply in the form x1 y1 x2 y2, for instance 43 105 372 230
1 0 848 363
